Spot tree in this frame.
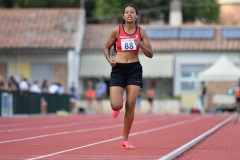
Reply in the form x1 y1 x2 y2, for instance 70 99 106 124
181 0 219 23
0 0 219 24
90 0 219 24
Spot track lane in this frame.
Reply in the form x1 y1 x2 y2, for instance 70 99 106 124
27 115 228 160
0 115 196 159
177 115 239 160
0 115 170 142
47 114 230 160
0 114 232 160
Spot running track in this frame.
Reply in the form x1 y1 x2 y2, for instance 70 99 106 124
0 113 238 160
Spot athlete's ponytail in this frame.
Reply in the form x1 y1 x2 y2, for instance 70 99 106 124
110 43 117 60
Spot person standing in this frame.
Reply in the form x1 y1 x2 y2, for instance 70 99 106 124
200 81 207 108
235 78 240 123
104 4 153 149
85 80 95 113
146 87 155 114
95 78 107 113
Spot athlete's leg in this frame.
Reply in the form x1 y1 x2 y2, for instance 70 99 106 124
123 85 140 141
110 86 124 111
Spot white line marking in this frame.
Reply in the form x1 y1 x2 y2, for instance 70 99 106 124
26 116 206 160
158 115 234 160
0 118 111 133
0 117 166 144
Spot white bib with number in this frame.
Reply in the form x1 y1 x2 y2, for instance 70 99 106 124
121 39 137 51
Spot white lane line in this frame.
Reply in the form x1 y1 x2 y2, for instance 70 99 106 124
0 115 166 132
1 155 160 160
0 115 59 127
0 124 122 144
0 118 111 133
158 115 234 160
26 116 207 160
0 117 167 144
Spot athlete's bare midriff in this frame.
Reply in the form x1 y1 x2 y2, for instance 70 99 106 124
115 51 139 63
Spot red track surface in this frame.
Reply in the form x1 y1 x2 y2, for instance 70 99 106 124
0 113 237 160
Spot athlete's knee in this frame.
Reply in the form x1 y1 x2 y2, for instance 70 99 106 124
111 102 123 111
125 100 136 108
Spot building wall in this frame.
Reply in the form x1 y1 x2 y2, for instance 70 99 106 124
53 63 67 90
0 50 68 89
220 4 240 25
174 52 240 96
206 81 236 110
0 63 7 78
175 52 240 110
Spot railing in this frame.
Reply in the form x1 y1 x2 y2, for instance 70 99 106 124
0 90 70 117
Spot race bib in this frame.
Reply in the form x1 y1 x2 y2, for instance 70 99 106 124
121 39 137 51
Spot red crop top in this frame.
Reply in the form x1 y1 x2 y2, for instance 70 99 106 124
116 24 141 53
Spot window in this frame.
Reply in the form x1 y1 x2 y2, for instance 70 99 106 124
180 65 205 91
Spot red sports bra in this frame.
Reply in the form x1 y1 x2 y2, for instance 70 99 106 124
116 24 141 53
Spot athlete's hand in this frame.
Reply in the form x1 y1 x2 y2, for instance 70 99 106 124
134 38 141 46
109 59 117 67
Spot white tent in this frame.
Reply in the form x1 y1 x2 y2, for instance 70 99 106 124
198 55 240 81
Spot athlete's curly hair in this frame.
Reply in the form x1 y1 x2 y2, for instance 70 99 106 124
122 4 139 24
110 43 117 60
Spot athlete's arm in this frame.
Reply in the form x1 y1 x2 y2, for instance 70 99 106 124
104 27 118 67
134 28 153 58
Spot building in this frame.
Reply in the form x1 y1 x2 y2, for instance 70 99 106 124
219 0 240 25
80 24 240 109
0 9 85 91
0 6 240 111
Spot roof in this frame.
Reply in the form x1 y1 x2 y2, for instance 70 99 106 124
82 24 240 52
0 9 81 49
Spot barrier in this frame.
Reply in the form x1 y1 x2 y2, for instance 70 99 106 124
0 90 70 116
1 92 13 117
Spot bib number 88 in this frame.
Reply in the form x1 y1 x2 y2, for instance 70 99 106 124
121 39 137 51
125 42 134 50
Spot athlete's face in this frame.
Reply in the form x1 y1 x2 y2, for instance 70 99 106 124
123 6 138 23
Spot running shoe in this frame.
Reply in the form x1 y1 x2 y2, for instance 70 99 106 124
122 140 134 149
112 110 120 118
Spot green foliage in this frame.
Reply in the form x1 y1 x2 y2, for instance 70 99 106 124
181 0 219 23
0 0 80 8
0 0 219 24
91 0 219 24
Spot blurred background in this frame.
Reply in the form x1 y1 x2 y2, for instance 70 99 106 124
0 0 240 116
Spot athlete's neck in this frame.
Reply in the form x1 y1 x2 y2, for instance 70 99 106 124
124 23 136 32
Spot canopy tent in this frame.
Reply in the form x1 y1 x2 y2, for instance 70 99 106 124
198 55 240 82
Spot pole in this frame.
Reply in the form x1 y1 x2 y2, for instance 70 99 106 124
80 0 84 9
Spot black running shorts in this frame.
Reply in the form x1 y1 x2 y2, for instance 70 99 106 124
110 61 143 88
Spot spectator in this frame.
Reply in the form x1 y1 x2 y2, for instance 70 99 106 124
40 79 49 114
95 78 107 113
200 81 207 108
0 75 6 90
41 79 49 93
8 76 19 91
136 90 142 112
49 82 59 94
30 80 41 93
19 77 30 92
146 88 154 114
57 83 65 94
69 82 78 113
234 78 240 123
85 80 95 112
